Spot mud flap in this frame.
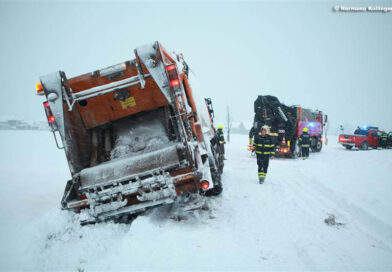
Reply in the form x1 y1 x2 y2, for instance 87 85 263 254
180 194 207 212
165 193 208 221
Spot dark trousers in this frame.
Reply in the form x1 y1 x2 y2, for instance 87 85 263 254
220 143 225 154
381 141 387 149
257 155 269 177
302 147 309 158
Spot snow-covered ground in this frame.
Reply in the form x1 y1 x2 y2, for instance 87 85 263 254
0 130 391 270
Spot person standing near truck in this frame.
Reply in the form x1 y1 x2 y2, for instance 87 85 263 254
217 125 226 159
299 127 311 159
340 124 344 134
248 125 257 150
379 131 388 149
254 125 275 184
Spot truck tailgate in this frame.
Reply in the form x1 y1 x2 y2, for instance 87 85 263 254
339 134 355 141
80 144 180 188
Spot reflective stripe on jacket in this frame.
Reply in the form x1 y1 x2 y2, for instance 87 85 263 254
217 129 225 144
299 132 311 147
254 134 275 156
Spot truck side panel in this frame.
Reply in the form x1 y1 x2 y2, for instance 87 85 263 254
69 63 169 129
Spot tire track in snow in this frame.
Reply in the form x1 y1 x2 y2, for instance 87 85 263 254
291 160 392 252
274 151 392 269
221 136 392 270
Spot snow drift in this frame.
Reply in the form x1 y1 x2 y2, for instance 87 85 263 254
0 130 391 270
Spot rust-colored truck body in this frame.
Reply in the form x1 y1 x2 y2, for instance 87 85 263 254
37 41 223 224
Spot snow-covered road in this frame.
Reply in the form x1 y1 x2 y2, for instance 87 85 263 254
0 131 391 270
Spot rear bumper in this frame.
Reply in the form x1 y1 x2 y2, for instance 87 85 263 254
275 146 291 155
338 141 355 147
62 166 202 224
80 198 175 225
64 171 179 224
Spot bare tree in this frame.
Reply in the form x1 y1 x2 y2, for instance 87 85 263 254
226 105 233 143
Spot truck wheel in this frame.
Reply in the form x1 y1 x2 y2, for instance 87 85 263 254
210 180 223 196
361 141 369 150
344 145 353 150
205 170 223 196
312 138 322 152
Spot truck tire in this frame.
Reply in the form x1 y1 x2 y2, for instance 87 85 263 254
312 137 322 152
344 145 353 150
361 141 369 150
209 180 223 196
205 170 223 196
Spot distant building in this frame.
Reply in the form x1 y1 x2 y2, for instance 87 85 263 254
0 119 48 131
231 121 250 135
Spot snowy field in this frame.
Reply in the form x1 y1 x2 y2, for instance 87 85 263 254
0 130 392 271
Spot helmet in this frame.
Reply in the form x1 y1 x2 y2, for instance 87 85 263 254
261 125 269 132
218 125 223 129
303 127 308 132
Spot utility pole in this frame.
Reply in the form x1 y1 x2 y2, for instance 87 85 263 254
226 105 233 143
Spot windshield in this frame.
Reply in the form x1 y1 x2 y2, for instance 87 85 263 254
354 129 368 135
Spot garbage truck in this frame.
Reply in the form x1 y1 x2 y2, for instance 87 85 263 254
36 41 224 224
251 95 328 158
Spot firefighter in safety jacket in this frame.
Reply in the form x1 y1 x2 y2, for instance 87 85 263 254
299 127 311 159
379 132 388 149
254 125 275 184
248 126 257 150
216 125 226 159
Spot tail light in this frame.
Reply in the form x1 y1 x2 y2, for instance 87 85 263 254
36 82 44 96
43 101 57 129
48 116 55 123
170 79 180 87
166 64 180 88
201 180 210 190
279 148 289 153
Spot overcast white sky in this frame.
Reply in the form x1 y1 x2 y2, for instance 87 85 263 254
0 0 391 133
